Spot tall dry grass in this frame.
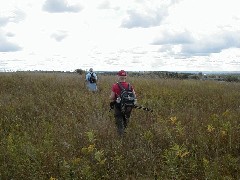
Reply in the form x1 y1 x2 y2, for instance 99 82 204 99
0 72 240 179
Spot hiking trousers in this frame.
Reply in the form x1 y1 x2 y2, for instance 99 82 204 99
114 106 132 136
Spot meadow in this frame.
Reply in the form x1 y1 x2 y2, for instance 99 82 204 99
0 72 239 180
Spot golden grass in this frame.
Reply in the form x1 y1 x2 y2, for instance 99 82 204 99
0 72 240 179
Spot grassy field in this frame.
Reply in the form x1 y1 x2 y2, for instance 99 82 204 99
0 72 240 179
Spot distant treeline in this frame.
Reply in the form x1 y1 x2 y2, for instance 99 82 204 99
94 71 240 82
14 69 240 82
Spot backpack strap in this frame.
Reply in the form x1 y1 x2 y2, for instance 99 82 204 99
127 83 131 91
89 72 92 80
117 82 132 91
117 82 126 91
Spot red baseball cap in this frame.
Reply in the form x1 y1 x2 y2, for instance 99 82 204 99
117 70 127 76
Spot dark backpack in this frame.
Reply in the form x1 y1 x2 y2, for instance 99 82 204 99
89 72 96 83
117 82 135 113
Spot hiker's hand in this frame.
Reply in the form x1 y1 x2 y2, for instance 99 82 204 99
110 101 115 109
134 99 137 105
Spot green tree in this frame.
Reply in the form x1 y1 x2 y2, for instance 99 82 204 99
75 69 85 75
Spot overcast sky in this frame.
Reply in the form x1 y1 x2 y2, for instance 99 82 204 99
1 0 240 72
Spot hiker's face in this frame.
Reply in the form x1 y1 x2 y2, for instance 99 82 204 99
118 76 126 81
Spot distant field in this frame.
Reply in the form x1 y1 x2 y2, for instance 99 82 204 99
0 72 240 179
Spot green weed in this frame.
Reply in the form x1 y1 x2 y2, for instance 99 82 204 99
0 72 239 179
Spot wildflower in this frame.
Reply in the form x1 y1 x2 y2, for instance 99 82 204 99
221 130 227 137
49 177 57 180
203 157 209 166
177 150 190 158
207 124 215 132
95 150 106 164
171 144 189 159
81 147 88 154
72 157 81 165
170 116 177 125
222 109 230 117
86 130 96 143
87 144 95 153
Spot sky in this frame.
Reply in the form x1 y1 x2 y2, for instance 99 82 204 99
1 0 240 72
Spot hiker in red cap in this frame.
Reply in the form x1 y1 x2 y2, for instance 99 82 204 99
109 70 137 136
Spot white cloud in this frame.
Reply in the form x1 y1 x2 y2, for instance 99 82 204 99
152 30 194 45
181 30 240 56
0 0 240 71
51 30 68 41
121 8 167 28
0 17 9 27
0 9 26 27
120 0 177 29
42 0 83 13
97 0 111 9
0 34 22 52
152 28 240 58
